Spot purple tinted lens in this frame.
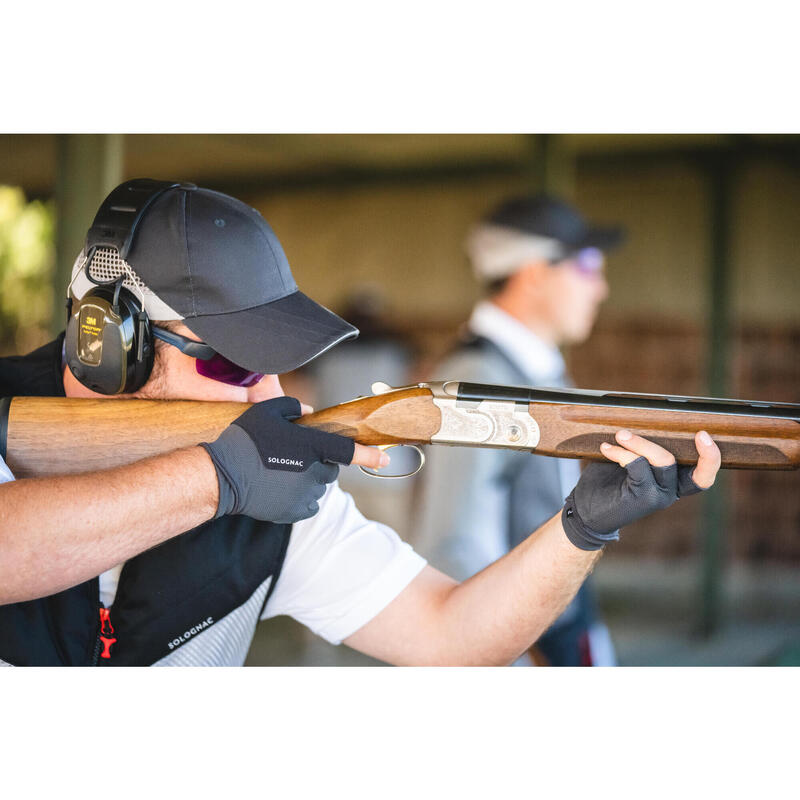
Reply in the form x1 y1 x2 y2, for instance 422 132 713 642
195 353 264 387
573 247 605 274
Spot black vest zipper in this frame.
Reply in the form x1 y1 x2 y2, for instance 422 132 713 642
92 606 117 665
93 563 124 665
91 629 102 666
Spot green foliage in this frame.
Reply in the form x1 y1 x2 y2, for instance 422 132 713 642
0 186 55 355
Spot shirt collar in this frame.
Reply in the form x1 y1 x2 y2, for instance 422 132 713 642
467 300 566 383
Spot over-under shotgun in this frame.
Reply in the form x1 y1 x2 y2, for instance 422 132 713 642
1 381 799 479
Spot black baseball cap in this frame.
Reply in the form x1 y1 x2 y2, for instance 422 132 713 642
109 184 358 375
486 193 624 254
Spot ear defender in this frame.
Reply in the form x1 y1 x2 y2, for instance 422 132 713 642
65 280 153 395
64 179 180 395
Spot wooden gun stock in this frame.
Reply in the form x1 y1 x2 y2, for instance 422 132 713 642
1 384 798 479
1 397 249 479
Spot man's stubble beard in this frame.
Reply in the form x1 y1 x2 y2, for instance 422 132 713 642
133 358 169 399
129 337 171 400
132 320 181 400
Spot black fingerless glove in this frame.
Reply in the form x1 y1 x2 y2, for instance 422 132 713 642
562 457 705 551
202 396 355 523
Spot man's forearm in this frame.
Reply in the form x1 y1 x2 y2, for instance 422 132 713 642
0 447 219 605
345 512 600 666
433 512 600 665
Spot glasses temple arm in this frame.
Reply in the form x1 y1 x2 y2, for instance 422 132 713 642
151 327 217 360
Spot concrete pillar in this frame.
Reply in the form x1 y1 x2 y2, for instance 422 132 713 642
528 134 576 199
52 135 124 334
698 155 733 638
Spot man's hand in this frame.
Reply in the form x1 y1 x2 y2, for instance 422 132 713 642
561 429 722 550
202 396 388 523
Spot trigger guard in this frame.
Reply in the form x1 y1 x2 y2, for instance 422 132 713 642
358 444 425 479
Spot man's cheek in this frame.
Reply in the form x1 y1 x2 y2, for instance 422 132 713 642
247 376 283 402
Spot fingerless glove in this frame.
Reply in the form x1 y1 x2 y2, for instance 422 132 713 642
562 457 705 551
202 396 355 523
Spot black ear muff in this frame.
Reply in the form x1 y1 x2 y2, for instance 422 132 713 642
65 283 153 395
65 178 179 395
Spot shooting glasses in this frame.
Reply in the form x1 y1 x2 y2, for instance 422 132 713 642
151 327 265 388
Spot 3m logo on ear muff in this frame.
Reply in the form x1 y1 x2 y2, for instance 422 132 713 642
77 304 106 366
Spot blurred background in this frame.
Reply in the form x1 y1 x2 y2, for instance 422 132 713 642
1 133 798 665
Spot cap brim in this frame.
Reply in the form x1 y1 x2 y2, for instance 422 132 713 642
182 290 359 375
576 225 626 252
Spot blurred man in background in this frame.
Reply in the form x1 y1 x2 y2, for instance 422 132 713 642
414 194 624 666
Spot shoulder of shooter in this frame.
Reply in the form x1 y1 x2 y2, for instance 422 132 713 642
2 381 799 479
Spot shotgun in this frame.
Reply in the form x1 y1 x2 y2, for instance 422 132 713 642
1 381 799 479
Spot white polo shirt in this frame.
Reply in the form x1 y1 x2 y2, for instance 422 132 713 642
0 455 13 484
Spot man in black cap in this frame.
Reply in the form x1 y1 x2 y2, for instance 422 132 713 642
0 182 720 666
415 194 624 665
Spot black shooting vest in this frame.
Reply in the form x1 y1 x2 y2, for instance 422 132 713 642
0 336 292 666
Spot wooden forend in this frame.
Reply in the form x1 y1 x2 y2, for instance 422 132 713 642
531 403 800 470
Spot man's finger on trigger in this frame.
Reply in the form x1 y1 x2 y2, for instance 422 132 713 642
351 444 390 470
599 442 640 467
614 429 676 467
691 430 721 489
300 403 314 415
